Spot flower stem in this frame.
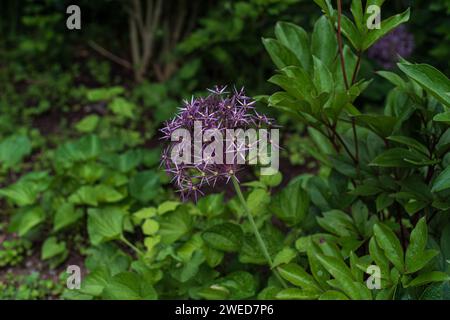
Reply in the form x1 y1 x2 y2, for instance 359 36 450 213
120 235 144 257
231 176 288 288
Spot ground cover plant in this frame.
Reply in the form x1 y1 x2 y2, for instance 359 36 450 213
0 0 449 301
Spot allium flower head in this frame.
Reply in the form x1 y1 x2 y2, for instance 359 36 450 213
368 25 414 69
160 86 277 201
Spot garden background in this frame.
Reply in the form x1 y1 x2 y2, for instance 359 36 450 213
1 0 450 300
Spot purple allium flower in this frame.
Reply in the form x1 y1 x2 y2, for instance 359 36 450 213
368 25 414 69
160 86 277 201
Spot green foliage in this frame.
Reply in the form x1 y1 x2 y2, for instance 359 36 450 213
0 0 449 302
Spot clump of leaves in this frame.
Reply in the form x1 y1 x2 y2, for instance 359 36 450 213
261 0 450 299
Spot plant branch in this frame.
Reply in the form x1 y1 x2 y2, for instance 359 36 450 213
88 41 133 70
336 0 349 90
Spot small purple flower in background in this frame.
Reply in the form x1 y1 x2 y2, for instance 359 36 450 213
160 86 277 201
368 25 414 69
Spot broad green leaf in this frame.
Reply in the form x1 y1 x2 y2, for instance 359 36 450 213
319 290 349 300
270 179 309 226
0 171 50 206
432 166 450 193
129 170 160 203
406 272 450 288
202 223 243 252
433 111 450 124
272 248 297 267
311 15 337 68
316 254 354 281
102 272 157 300
277 263 321 291
387 136 429 156
41 236 67 260
398 62 450 108
75 115 100 133
276 288 320 300
246 188 270 216
159 209 192 244
363 9 410 50
370 148 428 168
141 219 159 235
317 210 358 238
260 172 282 187
275 22 312 72
86 86 124 102
262 38 301 70
373 223 404 271
351 0 364 31
11 206 45 237
87 207 124 245
341 15 362 50
406 217 439 273
53 202 83 232
0 134 32 168
109 97 136 118
157 201 180 215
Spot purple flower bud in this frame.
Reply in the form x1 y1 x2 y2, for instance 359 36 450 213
160 86 277 201
368 25 414 69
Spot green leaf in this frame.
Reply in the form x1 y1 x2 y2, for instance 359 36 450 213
341 15 362 50
102 272 157 300
0 172 50 206
141 219 159 235
363 9 410 50
277 263 321 291
373 223 404 271
41 236 67 260
353 114 397 138
316 254 354 281
398 62 450 108
262 38 301 70
211 271 256 300
311 15 337 68
0 134 32 168
260 172 282 187
350 0 364 31
433 111 450 124
276 288 320 300
319 290 349 300
317 210 358 238
12 206 45 237
109 97 136 118
275 22 312 72
432 166 450 193
196 194 224 217
270 179 309 226
246 188 270 216
86 86 124 102
406 218 438 273
129 170 160 203
273 247 297 267
387 136 429 156
75 115 100 133
53 202 83 232
159 209 192 244
406 272 450 288
202 223 243 252
157 201 180 215
370 148 427 168
377 71 407 89
87 207 124 245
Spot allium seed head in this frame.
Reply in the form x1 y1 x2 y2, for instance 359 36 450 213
160 86 277 201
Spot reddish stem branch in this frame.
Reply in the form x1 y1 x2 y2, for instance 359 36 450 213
336 0 349 90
